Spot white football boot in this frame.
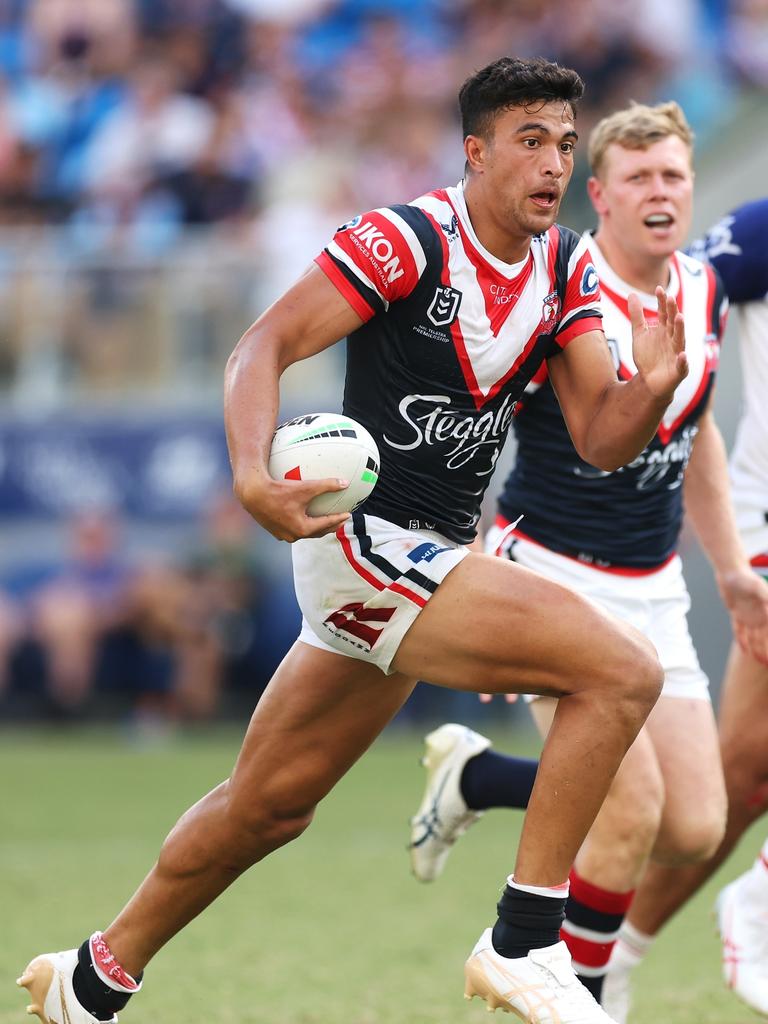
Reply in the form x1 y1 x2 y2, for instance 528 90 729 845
17 949 118 1024
465 929 620 1022
408 723 491 882
717 871 768 1015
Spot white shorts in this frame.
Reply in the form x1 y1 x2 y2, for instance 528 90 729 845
293 513 469 674
485 523 710 702
736 510 768 576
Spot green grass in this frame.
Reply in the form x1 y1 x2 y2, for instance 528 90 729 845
0 726 763 1024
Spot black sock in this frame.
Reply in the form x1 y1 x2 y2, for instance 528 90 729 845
460 750 538 810
578 973 604 1000
492 884 566 959
72 941 143 1021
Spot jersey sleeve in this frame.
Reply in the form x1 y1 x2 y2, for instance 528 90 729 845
695 199 768 305
315 205 429 321
552 230 603 348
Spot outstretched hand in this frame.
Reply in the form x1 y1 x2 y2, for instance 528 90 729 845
719 567 768 667
235 474 351 542
630 287 688 400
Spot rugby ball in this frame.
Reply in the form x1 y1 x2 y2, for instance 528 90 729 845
269 412 380 516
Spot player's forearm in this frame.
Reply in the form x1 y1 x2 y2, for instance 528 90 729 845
578 375 673 472
683 415 748 579
224 325 282 501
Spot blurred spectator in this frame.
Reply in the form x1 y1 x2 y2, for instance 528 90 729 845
25 509 133 716
0 0 753 233
725 0 768 87
82 55 214 205
174 491 267 719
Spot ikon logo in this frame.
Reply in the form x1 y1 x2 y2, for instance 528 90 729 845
324 602 396 650
427 286 462 327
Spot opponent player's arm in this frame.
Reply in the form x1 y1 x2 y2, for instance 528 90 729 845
548 288 687 471
224 263 365 542
684 403 768 665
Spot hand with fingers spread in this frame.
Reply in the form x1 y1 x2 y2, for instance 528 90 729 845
719 567 768 667
630 286 688 401
235 473 351 542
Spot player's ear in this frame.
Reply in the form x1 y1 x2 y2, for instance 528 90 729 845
587 175 607 217
464 134 486 174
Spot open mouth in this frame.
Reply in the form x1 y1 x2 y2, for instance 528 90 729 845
530 190 558 208
643 213 674 228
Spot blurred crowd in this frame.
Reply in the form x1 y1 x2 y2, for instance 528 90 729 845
0 0 760 248
0 494 301 727
0 0 765 726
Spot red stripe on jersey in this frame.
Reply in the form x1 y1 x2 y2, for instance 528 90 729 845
556 315 603 347
560 930 613 969
419 207 483 404
493 515 677 574
546 225 560 282
335 525 428 608
751 553 768 568
670 254 685 316
315 252 376 322
330 210 420 304
442 191 534 335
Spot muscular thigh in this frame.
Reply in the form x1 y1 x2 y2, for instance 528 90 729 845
392 552 649 697
230 641 415 813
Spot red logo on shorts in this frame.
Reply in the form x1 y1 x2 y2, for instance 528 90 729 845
324 603 396 650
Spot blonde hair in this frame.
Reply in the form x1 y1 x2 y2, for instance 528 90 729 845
588 101 694 177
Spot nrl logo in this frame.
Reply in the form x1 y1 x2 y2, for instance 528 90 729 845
427 285 462 327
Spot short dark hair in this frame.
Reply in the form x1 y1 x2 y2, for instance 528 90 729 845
459 56 585 139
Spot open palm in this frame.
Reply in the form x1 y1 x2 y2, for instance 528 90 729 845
630 287 688 399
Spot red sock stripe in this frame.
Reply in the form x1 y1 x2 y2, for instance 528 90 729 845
561 931 613 969
568 869 634 915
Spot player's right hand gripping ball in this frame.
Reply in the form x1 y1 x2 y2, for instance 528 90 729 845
269 412 380 515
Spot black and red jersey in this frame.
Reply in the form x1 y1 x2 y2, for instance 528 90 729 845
315 181 602 544
498 234 729 570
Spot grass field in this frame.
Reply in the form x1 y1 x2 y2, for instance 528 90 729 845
0 725 763 1024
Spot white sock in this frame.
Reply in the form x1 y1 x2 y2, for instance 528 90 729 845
609 921 654 969
507 874 570 899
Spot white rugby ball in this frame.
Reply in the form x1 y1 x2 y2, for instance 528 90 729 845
269 412 380 516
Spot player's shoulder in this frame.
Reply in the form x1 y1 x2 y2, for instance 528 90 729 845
690 198 768 304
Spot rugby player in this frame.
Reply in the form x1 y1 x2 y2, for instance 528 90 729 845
18 58 689 1024
408 104 768 1008
602 197 768 1021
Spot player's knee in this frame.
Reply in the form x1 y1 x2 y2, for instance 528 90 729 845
722 749 768 819
212 780 317 871
656 806 726 865
605 627 663 712
228 797 315 859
